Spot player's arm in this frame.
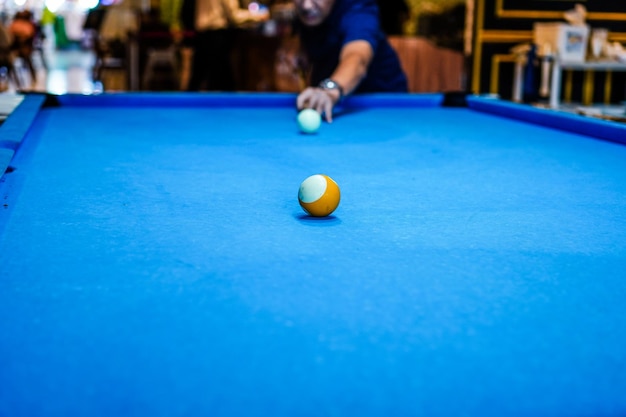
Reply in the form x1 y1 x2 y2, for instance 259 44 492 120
223 0 269 25
297 40 374 123
331 40 374 100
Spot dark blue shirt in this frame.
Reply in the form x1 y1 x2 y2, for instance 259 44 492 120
299 0 408 94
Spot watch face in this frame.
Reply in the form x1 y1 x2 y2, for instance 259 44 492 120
320 79 339 90
319 79 343 97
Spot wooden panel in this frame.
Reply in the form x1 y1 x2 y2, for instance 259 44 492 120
388 36 464 93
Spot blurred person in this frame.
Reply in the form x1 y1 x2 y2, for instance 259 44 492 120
0 20 17 90
294 0 408 122
9 10 37 86
98 0 139 58
181 0 269 91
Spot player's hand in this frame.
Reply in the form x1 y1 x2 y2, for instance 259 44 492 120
296 87 340 123
254 10 270 22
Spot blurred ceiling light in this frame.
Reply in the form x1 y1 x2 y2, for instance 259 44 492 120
45 0 66 13
78 0 99 10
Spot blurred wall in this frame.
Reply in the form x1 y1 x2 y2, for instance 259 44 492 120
404 0 466 35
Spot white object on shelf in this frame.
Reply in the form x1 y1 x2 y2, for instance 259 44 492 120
534 22 590 63
512 46 626 108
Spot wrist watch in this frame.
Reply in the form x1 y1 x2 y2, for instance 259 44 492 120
319 78 344 99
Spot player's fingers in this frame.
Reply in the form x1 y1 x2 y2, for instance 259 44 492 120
296 93 308 110
314 97 326 117
303 91 320 112
323 99 333 123
296 88 314 109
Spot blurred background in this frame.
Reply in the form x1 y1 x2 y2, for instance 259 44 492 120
0 0 624 111
0 0 468 95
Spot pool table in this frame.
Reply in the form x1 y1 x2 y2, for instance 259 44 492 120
1 92 626 417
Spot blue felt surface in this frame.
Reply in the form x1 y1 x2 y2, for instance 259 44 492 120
1 94 626 417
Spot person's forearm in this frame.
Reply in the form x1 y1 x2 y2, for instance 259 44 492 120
330 51 369 96
225 0 268 26
231 9 266 25
329 40 373 97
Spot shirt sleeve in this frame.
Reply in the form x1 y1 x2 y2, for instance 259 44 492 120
340 1 381 52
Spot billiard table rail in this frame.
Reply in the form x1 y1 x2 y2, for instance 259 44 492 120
1 92 625 183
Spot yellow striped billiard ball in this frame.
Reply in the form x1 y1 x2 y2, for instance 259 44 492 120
298 174 341 217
